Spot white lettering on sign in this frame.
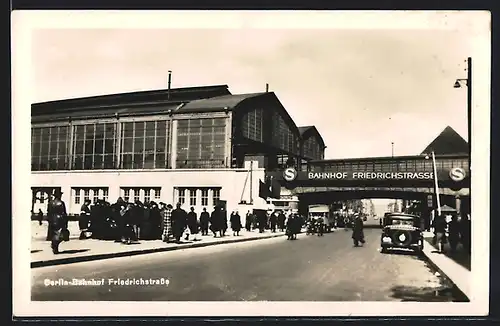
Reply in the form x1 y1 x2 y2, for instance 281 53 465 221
308 172 348 179
352 172 433 179
306 172 434 180
449 167 466 182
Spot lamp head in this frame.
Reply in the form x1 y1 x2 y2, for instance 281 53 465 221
424 154 430 160
454 80 462 88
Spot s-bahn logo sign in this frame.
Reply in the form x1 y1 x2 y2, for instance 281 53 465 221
449 167 466 182
283 167 298 182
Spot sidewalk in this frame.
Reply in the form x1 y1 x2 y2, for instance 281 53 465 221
422 231 471 300
31 221 286 268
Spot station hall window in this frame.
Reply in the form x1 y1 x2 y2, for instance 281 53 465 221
241 108 264 143
176 118 227 169
31 125 70 171
72 122 118 170
120 120 171 170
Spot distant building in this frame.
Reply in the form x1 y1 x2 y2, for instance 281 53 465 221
31 84 326 219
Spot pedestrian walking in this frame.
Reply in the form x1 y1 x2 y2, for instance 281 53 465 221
160 203 173 243
37 209 43 226
210 205 223 237
187 207 199 241
448 214 460 253
47 189 69 254
432 214 447 253
351 214 365 247
245 210 253 232
277 211 286 232
230 210 242 236
171 203 187 243
270 211 278 233
79 199 91 239
200 207 210 235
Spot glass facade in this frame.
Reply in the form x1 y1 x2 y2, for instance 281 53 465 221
240 108 264 142
31 126 70 171
176 118 227 169
72 122 118 170
120 120 171 169
271 112 298 155
302 136 323 160
31 117 236 171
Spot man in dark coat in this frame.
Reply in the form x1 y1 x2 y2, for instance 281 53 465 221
171 203 187 243
351 214 365 246
257 211 266 233
47 189 69 254
432 214 448 253
270 212 278 233
210 206 222 237
230 210 242 236
186 207 199 241
277 211 286 232
245 210 253 232
79 199 91 239
199 207 210 235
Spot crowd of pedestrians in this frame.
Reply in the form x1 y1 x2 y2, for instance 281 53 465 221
40 192 306 253
432 213 471 254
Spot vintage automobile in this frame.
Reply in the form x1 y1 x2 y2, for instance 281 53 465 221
380 213 424 254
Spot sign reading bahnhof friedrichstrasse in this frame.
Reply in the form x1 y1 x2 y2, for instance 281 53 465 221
281 167 434 182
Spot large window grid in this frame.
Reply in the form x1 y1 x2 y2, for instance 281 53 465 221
176 118 227 169
72 123 117 170
31 126 70 171
271 112 298 155
302 136 322 160
241 108 264 142
120 120 171 169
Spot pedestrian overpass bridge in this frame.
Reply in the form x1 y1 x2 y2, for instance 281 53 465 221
267 153 469 193
264 153 470 213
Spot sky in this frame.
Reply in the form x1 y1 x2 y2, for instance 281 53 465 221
32 15 474 161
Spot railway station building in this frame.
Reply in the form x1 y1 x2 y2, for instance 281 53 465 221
31 84 326 217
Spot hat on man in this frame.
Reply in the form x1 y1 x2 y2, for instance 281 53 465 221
53 189 63 196
167 204 173 209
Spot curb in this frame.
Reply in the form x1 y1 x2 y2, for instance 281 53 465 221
420 239 470 301
31 233 285 269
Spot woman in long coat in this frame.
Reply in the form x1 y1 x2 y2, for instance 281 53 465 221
210 206 222 237
230 210 242 236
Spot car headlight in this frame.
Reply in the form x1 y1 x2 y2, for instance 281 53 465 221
382 236 392 243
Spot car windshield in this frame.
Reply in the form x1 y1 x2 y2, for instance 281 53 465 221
390 219 414 226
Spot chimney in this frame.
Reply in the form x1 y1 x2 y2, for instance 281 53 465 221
167 70 172 100
265 83 269 92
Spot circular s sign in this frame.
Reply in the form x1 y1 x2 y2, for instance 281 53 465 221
449 167 466 182
283 167 298 182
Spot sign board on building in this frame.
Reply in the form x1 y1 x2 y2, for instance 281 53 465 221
427 195 433 208
280 167 434 181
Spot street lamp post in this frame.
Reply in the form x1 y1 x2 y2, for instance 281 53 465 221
454 57 472 169
425 151 441 217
